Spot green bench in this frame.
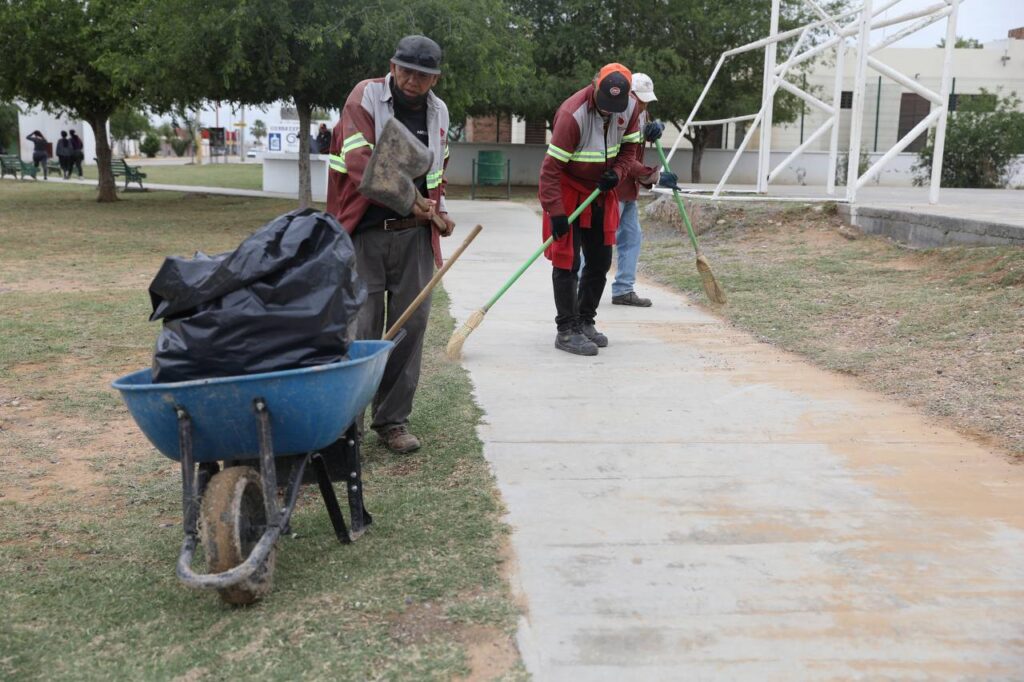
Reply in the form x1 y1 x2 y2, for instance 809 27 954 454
0 154 38 180
97 157 147 190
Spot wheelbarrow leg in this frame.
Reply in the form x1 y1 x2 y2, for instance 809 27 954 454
176 407 199 540
341 423 373 535
254 399 280 525
312 453 351 543
313 424 372 543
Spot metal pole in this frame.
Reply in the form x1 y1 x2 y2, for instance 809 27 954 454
873 76 881 151
757 0 782 194
929 0 959 204
800 74 806 144
846 0 873 203
826 39 845 195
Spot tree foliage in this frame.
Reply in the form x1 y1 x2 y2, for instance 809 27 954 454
0 101 19 152
250 119 267 145
110 107 151 142
937 36 983 49
0 0 141 201
508 0 831 181
915 89 1024 188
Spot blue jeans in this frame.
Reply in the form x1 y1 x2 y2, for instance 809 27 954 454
612 200 641 297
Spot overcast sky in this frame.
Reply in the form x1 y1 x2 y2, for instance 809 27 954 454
876 0 1024 47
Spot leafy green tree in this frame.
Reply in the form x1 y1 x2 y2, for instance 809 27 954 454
937 36 983 49
110 107 152 156
0 0 140 201
0 101 19 153
140 133 161 157
509 0 829 182
250 119 267 147
914 89 1024 188
136 0 528 206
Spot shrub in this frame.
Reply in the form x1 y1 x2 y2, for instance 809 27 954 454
914 89 1024 188
169 137 189 157
140 133 161 158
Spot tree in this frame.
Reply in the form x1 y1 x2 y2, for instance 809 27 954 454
0 101 19 152
914 89 1024 188
250 119 267 147
0 0 140 201
509 0 832 182
109 106 152 156
938 36 983 49
138 0 528 207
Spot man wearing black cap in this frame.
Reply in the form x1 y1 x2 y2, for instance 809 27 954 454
326 35 456 454
539 63 657 355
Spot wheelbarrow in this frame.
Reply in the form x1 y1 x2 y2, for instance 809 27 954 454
112 338 398 605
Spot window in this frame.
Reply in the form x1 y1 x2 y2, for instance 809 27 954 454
840 91 853 109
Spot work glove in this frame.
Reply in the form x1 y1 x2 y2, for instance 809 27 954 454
643 120 665 142
657 171 679 189
597 170 619 193
550 214 570 241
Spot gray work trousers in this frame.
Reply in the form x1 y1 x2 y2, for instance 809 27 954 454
352 224 434 432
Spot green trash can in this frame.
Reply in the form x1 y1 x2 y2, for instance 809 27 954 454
471 150 511 199
477 151 505 185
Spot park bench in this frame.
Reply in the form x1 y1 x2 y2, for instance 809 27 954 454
47 158 64 176
97 157 147 190
0 154 37 180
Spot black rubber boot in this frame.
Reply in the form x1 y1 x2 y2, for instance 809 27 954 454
554 327 598 356
579 323 608 348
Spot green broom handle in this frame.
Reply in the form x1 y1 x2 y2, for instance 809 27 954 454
482 188 601 312
654 141 701 254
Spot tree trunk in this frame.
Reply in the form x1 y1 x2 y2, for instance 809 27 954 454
686 126 707 185
296 98 313 209
89 115 118 203
691 142 704 185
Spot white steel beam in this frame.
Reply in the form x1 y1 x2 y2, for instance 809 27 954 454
845 0 873 202
758 0 782 193
929 0 959 203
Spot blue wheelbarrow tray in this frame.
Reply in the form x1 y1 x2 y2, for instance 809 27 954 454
113 340 393 463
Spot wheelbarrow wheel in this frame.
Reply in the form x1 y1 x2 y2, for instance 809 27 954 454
199 466 276 605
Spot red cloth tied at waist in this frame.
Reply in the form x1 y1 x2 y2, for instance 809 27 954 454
541 175 620 270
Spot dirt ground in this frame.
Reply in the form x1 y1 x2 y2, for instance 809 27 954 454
638 196 1024 459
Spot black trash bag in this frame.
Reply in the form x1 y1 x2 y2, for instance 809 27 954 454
149 208 366 383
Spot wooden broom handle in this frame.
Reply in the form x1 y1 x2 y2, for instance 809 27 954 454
383 224 484 341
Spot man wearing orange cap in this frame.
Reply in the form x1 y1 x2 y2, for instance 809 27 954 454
539 64 661 356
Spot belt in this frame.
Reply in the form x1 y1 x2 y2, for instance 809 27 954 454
382 217 430 231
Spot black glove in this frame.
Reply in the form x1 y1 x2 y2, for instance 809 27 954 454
597 170 619 192
657 171 678 189
643 120 665 142
550 215 570 241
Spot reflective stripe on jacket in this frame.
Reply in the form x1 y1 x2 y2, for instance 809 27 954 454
326 74 451 268
538 84 646 218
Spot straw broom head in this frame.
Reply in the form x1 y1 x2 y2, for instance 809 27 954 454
445 309 486 360
696 253 726 305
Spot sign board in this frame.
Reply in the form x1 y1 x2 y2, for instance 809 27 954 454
208 127 226 148
265 123 325 154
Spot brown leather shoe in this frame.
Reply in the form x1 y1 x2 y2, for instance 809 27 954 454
376 424 421 454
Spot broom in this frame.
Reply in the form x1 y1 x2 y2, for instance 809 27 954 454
653 140 726 305
383 224 483 340
446 188 601 359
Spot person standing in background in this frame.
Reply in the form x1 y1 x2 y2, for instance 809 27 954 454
69 131 84 177
55 131 73 179
26 130 49 179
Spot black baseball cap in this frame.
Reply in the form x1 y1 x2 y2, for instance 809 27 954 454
594 63 632 113
391 35 443 75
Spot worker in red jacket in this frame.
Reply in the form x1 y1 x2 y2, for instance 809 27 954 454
539 63 660 355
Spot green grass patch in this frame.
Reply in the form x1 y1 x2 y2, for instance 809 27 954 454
0 180 522 680
79 162 263 190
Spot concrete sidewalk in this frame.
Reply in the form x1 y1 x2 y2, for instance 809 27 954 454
441 199 1024 680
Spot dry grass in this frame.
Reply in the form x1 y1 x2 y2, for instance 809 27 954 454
639 197 1024 457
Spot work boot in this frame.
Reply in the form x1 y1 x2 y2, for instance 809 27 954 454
612 291 652 307
376 424 421 454
579 322 608 348
554 326 598 356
